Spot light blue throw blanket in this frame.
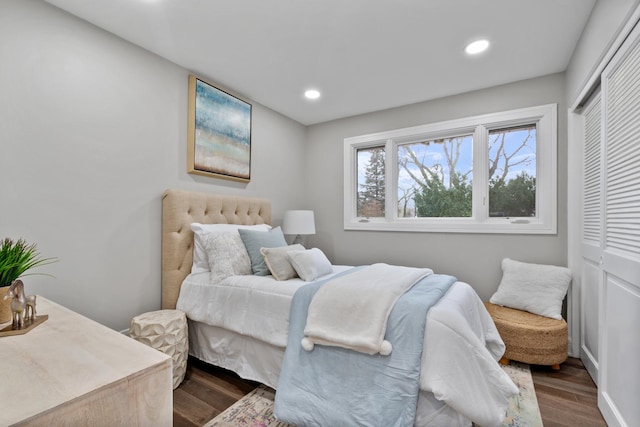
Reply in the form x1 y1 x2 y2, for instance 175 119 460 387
274 268 456 427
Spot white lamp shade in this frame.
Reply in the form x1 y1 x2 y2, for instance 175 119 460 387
282 210 316 235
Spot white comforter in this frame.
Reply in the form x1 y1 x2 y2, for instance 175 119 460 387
176 266 352 347
421 281 518 426
176 267 517 426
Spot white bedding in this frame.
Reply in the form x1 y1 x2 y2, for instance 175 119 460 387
422 281 518 426
176 266 352 347
177 267 517 426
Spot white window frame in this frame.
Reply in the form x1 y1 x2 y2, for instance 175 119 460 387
343 104 557 234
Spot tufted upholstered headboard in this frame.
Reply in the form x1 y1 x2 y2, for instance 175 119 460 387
161 189 272 309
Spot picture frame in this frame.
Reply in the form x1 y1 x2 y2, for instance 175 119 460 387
187 75 252 182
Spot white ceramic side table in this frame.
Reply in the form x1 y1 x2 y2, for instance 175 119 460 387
130 309 189 389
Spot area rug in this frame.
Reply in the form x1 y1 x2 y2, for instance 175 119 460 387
204 362 542 427
495 362 543 427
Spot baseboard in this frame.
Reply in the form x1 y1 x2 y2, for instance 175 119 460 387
599 390 625 427
119 328 130 336
580 346 598 385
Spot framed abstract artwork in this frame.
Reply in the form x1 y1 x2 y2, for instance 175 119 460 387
187 75 252 182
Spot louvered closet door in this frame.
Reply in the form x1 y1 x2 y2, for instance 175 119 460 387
599 19 640 427
580 89 601 385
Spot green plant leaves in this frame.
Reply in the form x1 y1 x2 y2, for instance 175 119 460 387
0 238 57 287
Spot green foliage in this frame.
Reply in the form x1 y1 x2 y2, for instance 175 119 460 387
414 171 472 217
489 172 536 217
413 171 536 218
0 238 56 287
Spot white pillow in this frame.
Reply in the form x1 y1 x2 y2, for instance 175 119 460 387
287 248 333 282
203 232 252 281
190 223 271 274
260 244 305 281
490 258 572 320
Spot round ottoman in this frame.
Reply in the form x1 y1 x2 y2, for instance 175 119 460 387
130 309 188 389
484 302 567 369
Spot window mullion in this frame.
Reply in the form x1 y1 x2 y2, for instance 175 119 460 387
385 139 396 221
344 142 357 223
473 125 488 222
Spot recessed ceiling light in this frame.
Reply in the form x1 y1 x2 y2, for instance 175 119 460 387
304 89 321 100
465 39 490 55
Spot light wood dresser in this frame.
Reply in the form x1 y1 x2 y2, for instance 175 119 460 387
0 297 172 426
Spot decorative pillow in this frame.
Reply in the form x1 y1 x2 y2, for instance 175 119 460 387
489 258 572 320
190 223 271 274
238 226 288 276
260 244 305 281
287 248 333 282
203 232 252 281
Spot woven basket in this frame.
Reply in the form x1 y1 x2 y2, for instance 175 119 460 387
484 302 568 366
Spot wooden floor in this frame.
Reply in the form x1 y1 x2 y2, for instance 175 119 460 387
530 358 607 426
174 356 607 426
173 358 257 427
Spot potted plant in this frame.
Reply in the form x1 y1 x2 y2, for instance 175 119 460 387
0 238 56 323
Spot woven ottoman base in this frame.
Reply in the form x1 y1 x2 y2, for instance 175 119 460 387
130 309 188 389
484 302 567 369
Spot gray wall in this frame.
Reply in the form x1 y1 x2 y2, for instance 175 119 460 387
566 0 640 105
0 0 307 331
305 74 567 301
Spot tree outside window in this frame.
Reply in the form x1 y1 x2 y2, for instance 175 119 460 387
398 136 473 217
396 127 536 219
488 126 536 217
357 147 385 217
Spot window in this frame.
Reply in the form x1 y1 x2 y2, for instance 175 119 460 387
344 104 557 234
488 125 537 218
397 135 474 218
357 147 385 218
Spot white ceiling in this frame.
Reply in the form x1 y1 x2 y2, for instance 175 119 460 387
44 0 595 125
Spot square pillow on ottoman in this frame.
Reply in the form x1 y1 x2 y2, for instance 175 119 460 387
490 258 572 320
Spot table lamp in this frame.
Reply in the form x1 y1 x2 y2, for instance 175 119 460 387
282 210 316 245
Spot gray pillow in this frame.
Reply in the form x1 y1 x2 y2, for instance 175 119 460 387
239 226 287 275
260 244 305 280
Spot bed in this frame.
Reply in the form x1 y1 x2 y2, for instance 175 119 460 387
161 189 518 427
